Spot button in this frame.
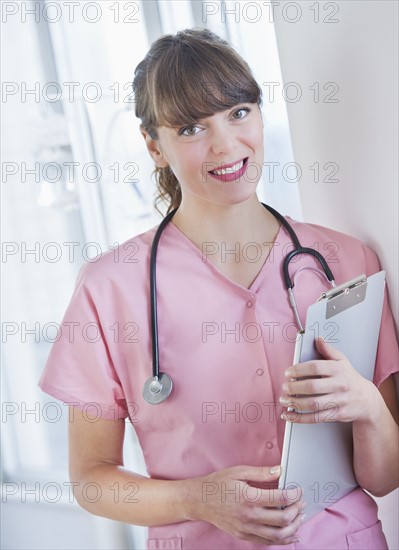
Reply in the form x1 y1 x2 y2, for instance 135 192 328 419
247 300 253 308
266 441 274 449
256 369 264 376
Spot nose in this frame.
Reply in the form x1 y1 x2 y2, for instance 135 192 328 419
209 122 237 156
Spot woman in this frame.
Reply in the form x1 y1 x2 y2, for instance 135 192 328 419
39 29 398 549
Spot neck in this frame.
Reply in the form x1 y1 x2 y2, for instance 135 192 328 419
170 194 280 250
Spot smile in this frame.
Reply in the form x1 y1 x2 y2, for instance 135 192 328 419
208 157 249 182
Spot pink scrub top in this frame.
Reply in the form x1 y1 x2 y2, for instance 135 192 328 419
38 216 398 550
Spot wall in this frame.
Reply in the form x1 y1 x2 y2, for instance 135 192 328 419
273 1 398 548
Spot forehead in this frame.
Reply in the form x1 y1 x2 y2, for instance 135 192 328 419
165 103 255 127
151 50 261 128
154 89 260 129
155 104 262 145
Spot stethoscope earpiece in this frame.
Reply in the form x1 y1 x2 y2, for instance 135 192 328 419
143 373 173 404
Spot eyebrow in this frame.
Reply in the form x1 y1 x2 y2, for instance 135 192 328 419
174 104 252 129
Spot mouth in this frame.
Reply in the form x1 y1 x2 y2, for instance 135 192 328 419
207 157 249 182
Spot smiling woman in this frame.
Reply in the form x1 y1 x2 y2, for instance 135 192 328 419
133 28 263 213
38 27 399 550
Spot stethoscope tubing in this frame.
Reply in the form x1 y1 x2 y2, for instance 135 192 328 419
261 204 335 290
146 203 336 401
149 208 178 380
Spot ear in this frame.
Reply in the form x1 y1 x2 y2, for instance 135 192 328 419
140 127 169 168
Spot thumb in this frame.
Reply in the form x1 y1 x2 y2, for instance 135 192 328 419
315 336 346 361
232 464 282 483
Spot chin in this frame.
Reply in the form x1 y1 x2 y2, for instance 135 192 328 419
222 183 260 203
209 188 260 208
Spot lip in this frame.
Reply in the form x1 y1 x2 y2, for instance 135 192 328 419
207 157 249 183
209 157 247 172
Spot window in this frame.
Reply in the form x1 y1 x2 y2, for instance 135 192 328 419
2 2 300 548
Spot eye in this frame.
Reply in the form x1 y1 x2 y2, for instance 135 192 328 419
232 107 251 120
179 125 202 137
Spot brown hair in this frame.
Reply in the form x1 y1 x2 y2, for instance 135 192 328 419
132 28 262 214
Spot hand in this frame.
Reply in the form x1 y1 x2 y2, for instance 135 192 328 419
280 337 379 424
187 465 306 545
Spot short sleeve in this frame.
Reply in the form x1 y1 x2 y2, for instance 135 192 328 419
38 262 128 420
362 244 399 387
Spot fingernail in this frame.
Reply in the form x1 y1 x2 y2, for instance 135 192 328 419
270 465 281 475
300 514 307 523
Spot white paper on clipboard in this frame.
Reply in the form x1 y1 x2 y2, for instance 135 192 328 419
278 270 386 521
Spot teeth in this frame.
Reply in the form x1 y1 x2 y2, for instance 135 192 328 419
213 160 244 175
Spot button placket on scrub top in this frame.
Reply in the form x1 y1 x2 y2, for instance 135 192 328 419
245 294 266 382
246 293 256 308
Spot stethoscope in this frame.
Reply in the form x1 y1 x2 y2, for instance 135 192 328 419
143 203 336 404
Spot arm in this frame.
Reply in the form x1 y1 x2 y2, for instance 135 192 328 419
69 406 305 545
280 338 399 497
68 405 191 526
352 374 399 496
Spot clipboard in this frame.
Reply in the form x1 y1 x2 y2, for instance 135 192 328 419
278 270 386 521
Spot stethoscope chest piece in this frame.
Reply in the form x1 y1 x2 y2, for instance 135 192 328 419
143 373 173 404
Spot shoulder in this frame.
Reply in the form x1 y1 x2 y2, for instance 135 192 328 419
286 215 363 247
73 224 159 291
284 216 381 280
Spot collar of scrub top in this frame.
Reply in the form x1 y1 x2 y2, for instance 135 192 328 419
142 202 336 404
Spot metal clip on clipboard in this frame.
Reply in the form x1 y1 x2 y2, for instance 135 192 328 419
317 274 367 319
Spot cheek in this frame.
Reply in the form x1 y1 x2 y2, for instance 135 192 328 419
251 120 265 148
173 148 205 179
242 118 264 153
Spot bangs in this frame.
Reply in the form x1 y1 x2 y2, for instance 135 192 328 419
150 40 261 128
